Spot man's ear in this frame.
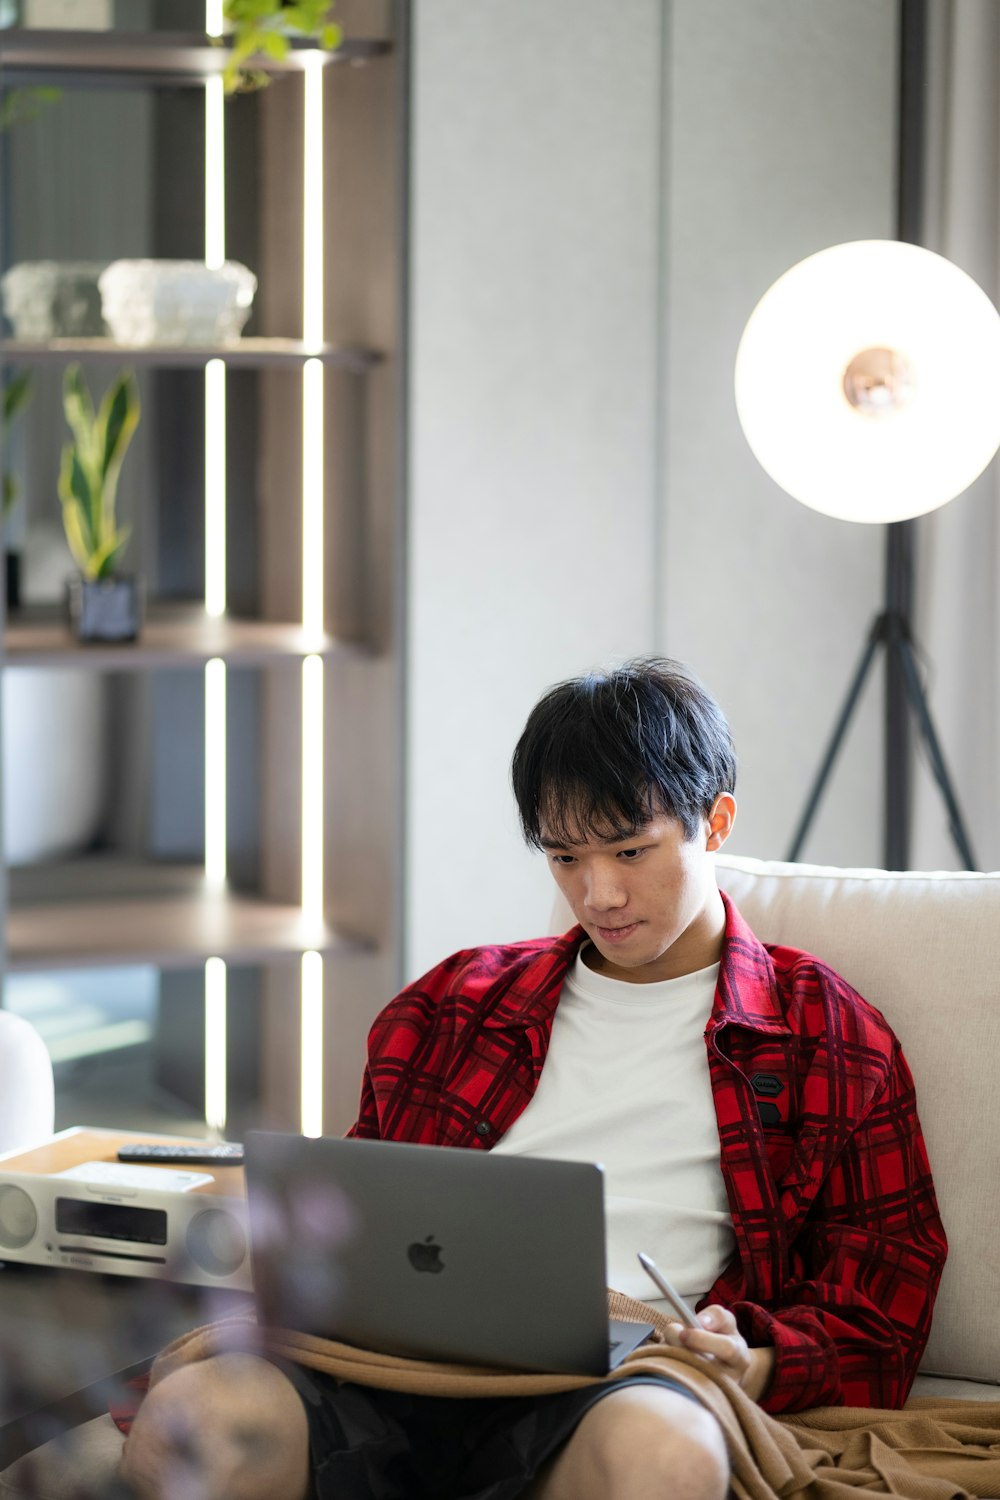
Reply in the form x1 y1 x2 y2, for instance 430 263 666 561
706 793 736 851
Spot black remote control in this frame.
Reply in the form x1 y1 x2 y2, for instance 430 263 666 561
116 1142 245 1167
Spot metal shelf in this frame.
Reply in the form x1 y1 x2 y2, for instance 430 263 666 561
0 29 390 87
4 605 350 671
1 336 382 373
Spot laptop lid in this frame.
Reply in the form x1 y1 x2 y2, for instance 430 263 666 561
244 1132 650 1376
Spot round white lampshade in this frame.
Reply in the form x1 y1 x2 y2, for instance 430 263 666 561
734 240 1000 523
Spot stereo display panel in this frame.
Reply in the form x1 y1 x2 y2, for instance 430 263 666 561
55 1197 169 1245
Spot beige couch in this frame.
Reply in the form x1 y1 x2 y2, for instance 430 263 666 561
2 855 997 1497
714 855 999 1403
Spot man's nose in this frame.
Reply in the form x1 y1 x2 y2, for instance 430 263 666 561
582 866 628 911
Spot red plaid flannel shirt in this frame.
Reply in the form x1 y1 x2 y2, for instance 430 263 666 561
349 895 947 1414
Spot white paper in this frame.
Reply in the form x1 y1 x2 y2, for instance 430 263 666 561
54 1161 212 1192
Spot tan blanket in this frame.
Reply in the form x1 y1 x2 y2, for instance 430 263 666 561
148 1293 1000 1500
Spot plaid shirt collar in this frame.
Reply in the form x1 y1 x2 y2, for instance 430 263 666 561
479 891 791 1034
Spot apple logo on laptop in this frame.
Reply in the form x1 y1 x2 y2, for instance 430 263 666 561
407 1235 444 1273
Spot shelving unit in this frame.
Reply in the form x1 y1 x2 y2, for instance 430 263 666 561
3 337 382 373
8 872 361 973
4 605 343 670
5 864 361 978
0 27 390 82
0 2 406 1138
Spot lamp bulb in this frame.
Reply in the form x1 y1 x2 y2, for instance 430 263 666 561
734 240 1000 523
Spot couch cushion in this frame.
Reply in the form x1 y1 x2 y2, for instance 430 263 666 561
909 1374 1000 1403
715 855 1000 1388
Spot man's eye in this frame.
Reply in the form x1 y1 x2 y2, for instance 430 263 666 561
552 855 575 866
618 847 644 860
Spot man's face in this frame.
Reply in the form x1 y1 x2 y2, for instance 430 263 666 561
541 801 733 983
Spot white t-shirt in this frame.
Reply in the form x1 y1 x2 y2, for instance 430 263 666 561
491 947 736 1312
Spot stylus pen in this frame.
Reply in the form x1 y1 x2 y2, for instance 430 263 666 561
636 1252 700 1329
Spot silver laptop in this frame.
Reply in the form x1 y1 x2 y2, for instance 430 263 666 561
244 1131 654 1377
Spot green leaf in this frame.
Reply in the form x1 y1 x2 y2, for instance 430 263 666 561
227 66 271 93
3 371 32 425
223 27 269 92
65 508 96 576
62 365 98 470
221 0 341 90
57 444 91 517
90 524 130 582
224 0 274 18
280 6 311 32
59 446 97 575
58 444 95 535
0 86 62 131
96 370 140 486
259 30 290 59
92 372 138 562
57 365 138 577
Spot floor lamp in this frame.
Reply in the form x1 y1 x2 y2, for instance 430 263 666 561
734 238 1000 868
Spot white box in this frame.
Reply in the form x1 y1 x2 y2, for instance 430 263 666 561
22 0 113 29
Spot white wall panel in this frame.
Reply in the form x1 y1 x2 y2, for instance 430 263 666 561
406 0 664 976
660 0 898 866
406 1 900 979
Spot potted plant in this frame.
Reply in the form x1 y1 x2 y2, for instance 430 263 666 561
2 369 32 608
220 1 343 93
58 363 142 642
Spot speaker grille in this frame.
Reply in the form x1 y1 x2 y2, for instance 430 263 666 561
0 1185 37 1249
186 1207 247 1277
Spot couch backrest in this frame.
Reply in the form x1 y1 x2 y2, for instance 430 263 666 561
715 855 999 1386
549 855 999 1385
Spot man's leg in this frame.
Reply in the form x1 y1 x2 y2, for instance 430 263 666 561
119 1353 310 1500
526 1384 729 1500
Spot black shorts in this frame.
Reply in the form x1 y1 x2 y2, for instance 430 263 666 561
285 1366 701 1500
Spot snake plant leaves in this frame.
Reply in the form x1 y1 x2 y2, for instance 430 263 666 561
58 366 139 582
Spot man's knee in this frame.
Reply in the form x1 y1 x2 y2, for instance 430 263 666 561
119 1353 310 1500
644 1399 730 1499
555 1385 729 1500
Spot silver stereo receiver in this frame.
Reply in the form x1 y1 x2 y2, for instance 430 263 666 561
0 1126 250 1289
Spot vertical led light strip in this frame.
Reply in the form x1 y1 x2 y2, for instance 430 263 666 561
204 956 228 1132
301 50 325 636
300 652 324 916
204 59 227 615
204 657 227 887
301 52 326 1127
300 951 324 1136
204 361 226 615
204 1 228 1130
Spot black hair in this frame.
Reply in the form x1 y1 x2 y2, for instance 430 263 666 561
511 657 737 847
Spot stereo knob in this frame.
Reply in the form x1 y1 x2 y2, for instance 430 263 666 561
0 1185 37 1249
186 1207 247 1277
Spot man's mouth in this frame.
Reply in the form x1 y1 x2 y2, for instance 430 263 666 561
593 921 640 943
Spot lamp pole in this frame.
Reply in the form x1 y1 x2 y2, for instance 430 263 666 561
884 0 927 869
740 4 990 873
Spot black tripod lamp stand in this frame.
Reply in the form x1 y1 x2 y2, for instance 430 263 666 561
734 239 1000 869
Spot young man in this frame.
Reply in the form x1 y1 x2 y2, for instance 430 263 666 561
121 658 946 1500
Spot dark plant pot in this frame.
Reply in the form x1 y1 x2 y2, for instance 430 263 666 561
66 574 144 643
5 551 21 611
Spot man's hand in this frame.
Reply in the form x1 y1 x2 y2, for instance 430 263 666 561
661 1305 775 1402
